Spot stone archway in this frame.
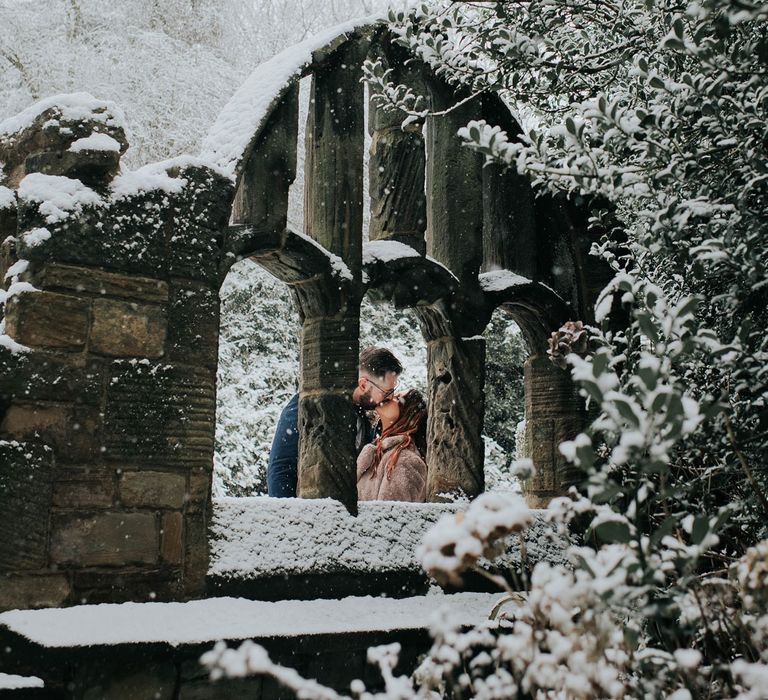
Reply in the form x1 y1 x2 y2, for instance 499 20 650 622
0 19 612 609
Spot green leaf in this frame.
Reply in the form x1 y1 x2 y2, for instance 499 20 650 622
691 515 709 545
594 519 631 544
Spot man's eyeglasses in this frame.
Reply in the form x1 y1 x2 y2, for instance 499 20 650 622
367 377 397 401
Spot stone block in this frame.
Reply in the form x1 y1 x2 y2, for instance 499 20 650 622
0 441 54 570
50 512 158 567
186 469 211 512
183 512 209 597
73 661 177 700
167 280 219 367
0 573 70 611
90 299 166 357
1 353 103 405
53 470 115 508
120 470 186 509
103 361 215 467
1 402 99 462
4 290 89 349
35 263 169 303
161 512 184 565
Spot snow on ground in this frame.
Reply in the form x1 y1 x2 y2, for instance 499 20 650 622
0 592 503 648
0 673 44 689
200 15 384 179
210 497 567 579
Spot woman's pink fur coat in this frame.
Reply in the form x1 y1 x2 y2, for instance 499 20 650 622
356 436 427 502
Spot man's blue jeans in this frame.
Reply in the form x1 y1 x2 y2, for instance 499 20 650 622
267 393 299 497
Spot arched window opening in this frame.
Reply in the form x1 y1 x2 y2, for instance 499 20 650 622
483 308 526 494
214 259 300 496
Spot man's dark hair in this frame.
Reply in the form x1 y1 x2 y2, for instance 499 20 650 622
359 346 403 378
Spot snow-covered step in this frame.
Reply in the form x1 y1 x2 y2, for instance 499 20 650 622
0 593 508 698
0 592 501 649
208 497 567 599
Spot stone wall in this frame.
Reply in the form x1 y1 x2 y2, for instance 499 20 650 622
0 98 232 609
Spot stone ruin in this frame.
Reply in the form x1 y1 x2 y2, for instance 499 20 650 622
0 22 614 614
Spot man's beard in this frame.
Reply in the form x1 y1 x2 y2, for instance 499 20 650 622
357 394 378 410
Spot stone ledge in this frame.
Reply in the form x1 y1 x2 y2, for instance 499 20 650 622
34 264 169 304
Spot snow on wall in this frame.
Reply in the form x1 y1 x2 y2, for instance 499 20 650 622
200 15 383 180
209 497 567 579
479 269 532 292
0 592 502 648
362 240 422 265
0 673 44 690
0 92 126 140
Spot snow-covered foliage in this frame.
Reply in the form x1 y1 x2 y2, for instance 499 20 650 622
359 0 768 695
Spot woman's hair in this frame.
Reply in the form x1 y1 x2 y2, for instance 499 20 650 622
373 389 428 479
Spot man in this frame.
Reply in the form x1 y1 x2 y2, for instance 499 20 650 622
266 347 403 497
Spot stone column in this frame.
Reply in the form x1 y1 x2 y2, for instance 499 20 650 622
367 45 427 254
299 39 365 513
523 354 585 507
425 334 486 500
420 79 487 500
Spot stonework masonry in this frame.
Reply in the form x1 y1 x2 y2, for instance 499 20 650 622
0 26 612 613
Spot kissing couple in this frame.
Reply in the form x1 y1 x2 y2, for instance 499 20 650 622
267 347 428 503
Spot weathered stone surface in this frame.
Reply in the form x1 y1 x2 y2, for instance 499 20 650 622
0 102 127 188
35 263 169 303
120 471 186 509
369 125 426 253
187 469 212 512
50 512 158 567
523 354 585 506
103 361 215 467
25 148 122 188
90 298 166 357
304 40 365 278
183 511 209 597
4 290 90 349
0 441 54 570
1 402 98 462
298 393 358 514
230 83 298 258
425 80 484 283
0 573 70 611
299 316 359 392
53 470 115 508
167 280 218 367
73 661 177 700
424 335 486 500
0 352 103 405
161 511 184 565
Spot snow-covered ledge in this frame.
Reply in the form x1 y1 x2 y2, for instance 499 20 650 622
208 497 568 597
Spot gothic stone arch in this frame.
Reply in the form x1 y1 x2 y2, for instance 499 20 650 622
0 22 611 608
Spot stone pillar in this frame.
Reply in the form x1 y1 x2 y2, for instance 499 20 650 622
367 46 427 254
299 39 366 513
425 334 486 500
419 79 487 500
523 354 585 507
425 81 484 284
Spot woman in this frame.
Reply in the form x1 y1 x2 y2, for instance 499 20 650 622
357 389 428 502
